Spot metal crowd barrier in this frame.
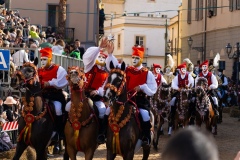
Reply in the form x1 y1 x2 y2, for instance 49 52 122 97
0 47 83 99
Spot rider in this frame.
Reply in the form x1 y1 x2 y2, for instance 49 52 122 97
106 45 157 148
163 54 175 85
195 60 219 116
38 47 68 141
152 63 167 86
183 58 196 79
82 37 110 144
169 62 194 135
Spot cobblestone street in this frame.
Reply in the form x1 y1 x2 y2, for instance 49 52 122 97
49 111 240 160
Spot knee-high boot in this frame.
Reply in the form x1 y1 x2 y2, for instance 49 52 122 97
97 115 108 144
141 120 152 147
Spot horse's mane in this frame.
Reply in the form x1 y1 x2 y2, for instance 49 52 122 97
196 77 208 86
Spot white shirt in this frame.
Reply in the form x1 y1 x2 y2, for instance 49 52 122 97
195 71 218 89
106 54 157 96
171 73 194 90
12 49 29 67
48 65 68 89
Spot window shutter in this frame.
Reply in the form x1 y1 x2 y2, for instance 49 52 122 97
199 0 203 20
229 0 233 12
237 0 240 10
187 0 192 24
213 0 217 16
196 0 199 21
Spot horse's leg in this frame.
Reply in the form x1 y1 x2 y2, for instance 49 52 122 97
84 148 95 160
36 147 48 160
63 137 69 160
123 150 135 160
66 144 77 160
106 149 116 160
13 142 28 160
142 144 151 160
153 116 163 151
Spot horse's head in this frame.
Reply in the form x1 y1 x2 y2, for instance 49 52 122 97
66 66 85 90
159 82 171 100
11 60 39 90
195 77 208 97
176 87 192 120
104 61 126 102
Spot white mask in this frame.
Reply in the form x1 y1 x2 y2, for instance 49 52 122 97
180 68 186 74
97 54 106 64
218 72 222 76
41 57 49 68
165 67 171 74
202 65 208 72
132 56 140 67
155 68 161 74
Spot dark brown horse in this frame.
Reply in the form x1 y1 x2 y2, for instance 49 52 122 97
151 82 171 151
174 87 192 131
64 66 98 160
10 62 55 160
195 77 217 135
103 62 150 160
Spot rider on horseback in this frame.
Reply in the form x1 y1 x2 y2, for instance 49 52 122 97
195 60 219 116
106 45 157 148
152 63 167 86
38 47 68 141
163 54 175 85
82 37 111 144
169 62 194 135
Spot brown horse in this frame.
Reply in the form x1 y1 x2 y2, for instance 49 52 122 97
195 77 217 135
10 62 55 160
64 66 98 160
174 87 192 131
151 82 171 151
103 62 150 160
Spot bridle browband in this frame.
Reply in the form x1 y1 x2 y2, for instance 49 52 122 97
104 68 126 96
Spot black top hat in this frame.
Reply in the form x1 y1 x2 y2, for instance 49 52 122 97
218 69 223 72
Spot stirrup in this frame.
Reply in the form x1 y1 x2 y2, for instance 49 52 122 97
141 137 150 147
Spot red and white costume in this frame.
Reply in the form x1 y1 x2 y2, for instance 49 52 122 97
152 63 166 86
38 48 68 116
171 63 194 90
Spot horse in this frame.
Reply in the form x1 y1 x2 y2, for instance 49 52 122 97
151 82 171 151
64 66 98 160
10 62 56 160
103 62 150 160
194 77 217 135
173 86 192 131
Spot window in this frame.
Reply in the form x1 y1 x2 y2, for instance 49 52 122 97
187 0 192 24
230 0 240 11
148 14 154 17
134 13 140 16
148 0 155 2
208 0 217 16
196 0 203 20
135 36 144 46
117 34 121 49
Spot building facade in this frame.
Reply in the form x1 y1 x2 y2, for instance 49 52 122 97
181 0 240 77
102 0 181 68
10 0 99 48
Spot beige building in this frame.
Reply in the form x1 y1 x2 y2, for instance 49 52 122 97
180 0 240 77
102 0 181 68
10 0 99 47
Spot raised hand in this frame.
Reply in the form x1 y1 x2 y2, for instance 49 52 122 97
107 41 114 54
99 37 108 48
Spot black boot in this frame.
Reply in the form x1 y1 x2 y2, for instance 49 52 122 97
213 105 219 116
141 121 152 147
52 115 64 144
97 115 108 144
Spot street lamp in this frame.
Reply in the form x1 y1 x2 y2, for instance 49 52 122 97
226 42 240 108
187 37 204 61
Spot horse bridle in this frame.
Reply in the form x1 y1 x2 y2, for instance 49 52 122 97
176 88 191 119
104 68 126 97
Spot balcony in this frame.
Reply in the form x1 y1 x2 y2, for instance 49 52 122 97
102 0 125 4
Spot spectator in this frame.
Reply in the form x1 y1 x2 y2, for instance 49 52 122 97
39 31 46 43
162 126 219 160
0 98 3 115
0 21 5 30
52 39 65 55
0 38 3 47
12 43 29 69
29 25 40 41
29 43 38 61
63 43 70 56
74 39 85 59
3 96 17 122
46 26 55 39
69 44 81 59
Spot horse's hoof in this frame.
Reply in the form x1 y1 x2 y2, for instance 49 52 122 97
153 145 158 151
